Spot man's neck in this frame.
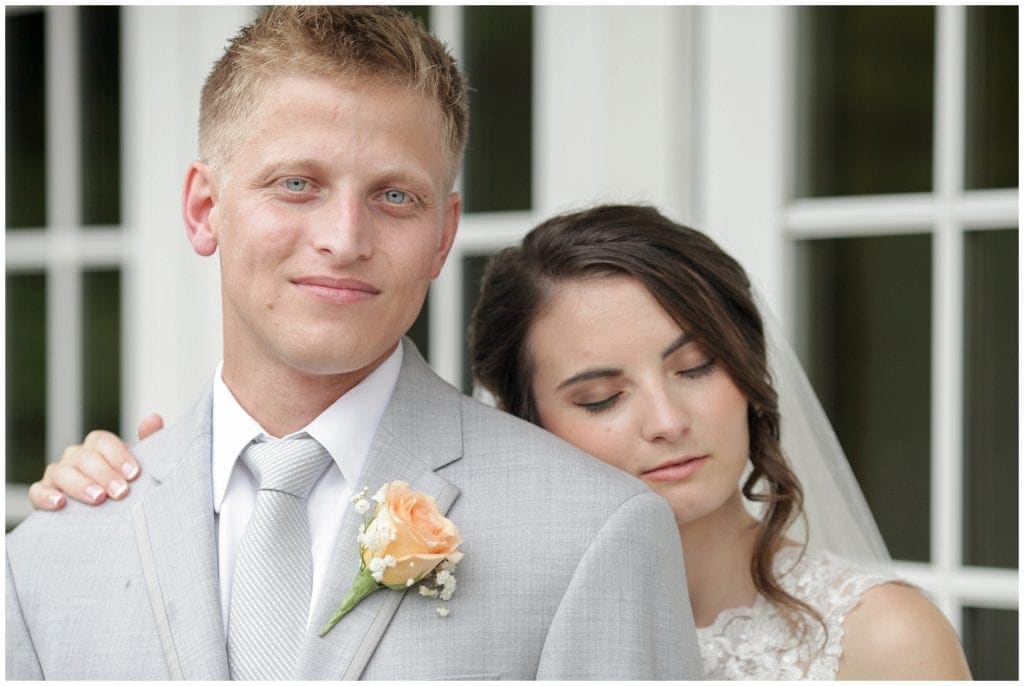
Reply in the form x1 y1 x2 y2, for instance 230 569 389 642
221 345 397 437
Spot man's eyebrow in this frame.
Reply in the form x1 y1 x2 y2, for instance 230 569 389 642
555 368 622 391
662 333 692 359
252 157 327 179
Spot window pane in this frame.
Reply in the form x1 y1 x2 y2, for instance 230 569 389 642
406 289 430 363
461 6 532 212
962 606 1018 680
79 6 121 226
398 5 430 27
965 7 1019 190
461 253 493 394
81 270 121 433
6 273 48 484
6 10 47 229
796 235 932 561
962 229 1017 568
795 6 935 197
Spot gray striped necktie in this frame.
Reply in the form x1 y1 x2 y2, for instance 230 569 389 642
227 433 333 681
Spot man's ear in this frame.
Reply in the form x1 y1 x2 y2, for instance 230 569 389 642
430 191 462 279
182 161 220 257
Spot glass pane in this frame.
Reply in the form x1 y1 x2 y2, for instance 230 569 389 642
6 10 47 229
406 288 430 363
461 253 493 394
81 270 121 433
962 606 1018 680
965 6 1019 190
795 234 932 561
795 6 935 197
962 229 1017 568
398 5 430 27
79 6 121 226
6 273 48 484
461 6 532 212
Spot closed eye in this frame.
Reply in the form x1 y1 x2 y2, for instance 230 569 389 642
574 392 623 413
679 359 715 380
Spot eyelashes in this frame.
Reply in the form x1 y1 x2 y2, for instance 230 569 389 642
573 360 717 414
575 392 624 414
679 359 715 380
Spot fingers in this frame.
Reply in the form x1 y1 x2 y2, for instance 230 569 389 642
28 481 67 511
136 413 164 442
47 449 124 504
83 429 140 482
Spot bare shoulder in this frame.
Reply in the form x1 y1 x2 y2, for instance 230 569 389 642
837 581 972 679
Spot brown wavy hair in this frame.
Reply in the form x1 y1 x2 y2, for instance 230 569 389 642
469 204 819 625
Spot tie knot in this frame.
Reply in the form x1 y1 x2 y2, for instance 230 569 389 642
241 433 332 498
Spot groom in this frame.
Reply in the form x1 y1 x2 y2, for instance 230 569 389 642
6 6 700 680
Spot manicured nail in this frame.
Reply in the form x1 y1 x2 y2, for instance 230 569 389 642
109 479 128 498
86 485 105 503
49 493 65 508
121 462 139 479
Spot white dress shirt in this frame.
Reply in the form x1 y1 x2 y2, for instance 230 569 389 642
211 342 403 633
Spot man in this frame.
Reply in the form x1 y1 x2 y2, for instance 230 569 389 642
7 7 700 680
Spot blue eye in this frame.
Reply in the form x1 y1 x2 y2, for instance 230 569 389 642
284 178 307 192
384 189 408 204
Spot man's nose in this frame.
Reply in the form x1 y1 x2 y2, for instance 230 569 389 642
312 193 373 262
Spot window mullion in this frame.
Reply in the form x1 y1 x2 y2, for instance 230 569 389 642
44 6 84 465
45 7 81 228
427 4 465 386
930 4 967 629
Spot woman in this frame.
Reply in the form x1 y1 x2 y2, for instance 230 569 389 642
31 205 970 679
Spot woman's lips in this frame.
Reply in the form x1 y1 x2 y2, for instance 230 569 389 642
641 455 709 482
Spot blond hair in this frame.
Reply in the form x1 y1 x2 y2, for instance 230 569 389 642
199 6 469 186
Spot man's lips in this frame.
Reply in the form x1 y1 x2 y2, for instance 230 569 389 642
291 276 381 303
640 455 709 482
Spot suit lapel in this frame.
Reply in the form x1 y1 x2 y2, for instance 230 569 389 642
133 383 229 680
296 341 464 680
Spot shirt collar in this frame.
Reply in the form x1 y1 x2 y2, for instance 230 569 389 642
211 341 404 512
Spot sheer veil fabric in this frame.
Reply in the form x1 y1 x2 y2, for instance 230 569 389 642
756 294 893 569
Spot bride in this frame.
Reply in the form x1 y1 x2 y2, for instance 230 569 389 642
31 204 970 679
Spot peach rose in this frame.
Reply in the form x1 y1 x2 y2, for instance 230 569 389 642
360 481 463 589
321 481 464 636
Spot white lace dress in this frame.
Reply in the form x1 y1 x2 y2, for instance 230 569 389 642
697 547 898 680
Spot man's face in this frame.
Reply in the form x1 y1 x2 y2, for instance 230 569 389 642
191 76 460 383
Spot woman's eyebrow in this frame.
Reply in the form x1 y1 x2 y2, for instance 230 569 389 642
662 333 692 359
556 367 622 391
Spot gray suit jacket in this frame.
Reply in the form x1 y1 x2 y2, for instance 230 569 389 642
7 341 701 680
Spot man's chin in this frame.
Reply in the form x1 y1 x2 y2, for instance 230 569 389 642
285 341 399 380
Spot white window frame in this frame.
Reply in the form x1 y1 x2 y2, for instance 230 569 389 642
430 5 699 389
6 6 126 523
5 6 253 524
698 5 1018 636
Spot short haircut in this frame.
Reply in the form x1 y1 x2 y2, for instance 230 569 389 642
199 6 469 187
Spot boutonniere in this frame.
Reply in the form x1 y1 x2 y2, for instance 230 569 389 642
319 480 463 636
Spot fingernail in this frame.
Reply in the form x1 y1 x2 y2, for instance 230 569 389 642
121 462 139 479
49 493 65 508
109 479 128 498
86 485 105 503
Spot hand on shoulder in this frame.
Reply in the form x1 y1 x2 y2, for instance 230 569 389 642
837 581 972 679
